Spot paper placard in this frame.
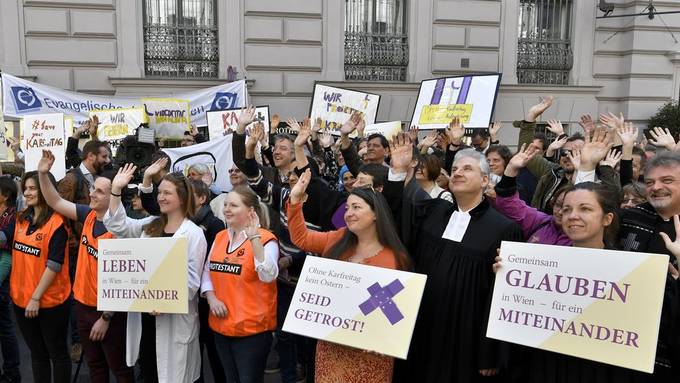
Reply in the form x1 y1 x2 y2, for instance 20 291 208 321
411 74 501 130
163 134 235 193
142 98 191 138
97 237 189 314
90 107 147 155
309 84 380 136
487 241 669 373
283 256 427 359
22 113 66 180
206 106 270 140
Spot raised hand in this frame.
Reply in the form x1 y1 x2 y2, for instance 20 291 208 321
489 121 502 142
356 116 366 138
408 126 419 142
526 96 554 122
319 131 334 148
505 143 540 177
237 106 256 134
547 135 568 153
446 117 464 144
419 131 437 149
112 163 137 194
546 119 565 136
579 114 596 136
599 148 622 168
37 150 55 174
244 210 261 238
389 132 413 173
313 117 323 133
270 114 281 132
247 122 265 151
659 215 680 265
648 127 676 151
340 112 362 136
294 119 312 147
580 128 612 171
617 122 638 148
600 112 625 131
289 169 311 204
144 157 168 182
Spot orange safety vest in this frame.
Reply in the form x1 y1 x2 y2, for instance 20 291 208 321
208 228 278 337
73 210 114 307
10 212 71 308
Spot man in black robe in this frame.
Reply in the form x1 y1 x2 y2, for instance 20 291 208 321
386 131 523 382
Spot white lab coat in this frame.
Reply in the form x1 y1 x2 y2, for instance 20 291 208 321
103 204 207 383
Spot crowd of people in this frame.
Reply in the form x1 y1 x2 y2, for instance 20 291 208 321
0 96 678 383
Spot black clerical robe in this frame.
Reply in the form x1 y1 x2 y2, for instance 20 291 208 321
393 180 523 382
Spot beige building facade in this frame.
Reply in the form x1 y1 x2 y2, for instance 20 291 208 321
2 0 680 143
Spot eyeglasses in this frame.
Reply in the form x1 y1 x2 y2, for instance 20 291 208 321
228 168 241 174
559 149 572 158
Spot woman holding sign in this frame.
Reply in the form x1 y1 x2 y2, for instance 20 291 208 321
200 185 279 383
496 182 647 382
0 171 71 383
287 169 410 383
104 164 207 383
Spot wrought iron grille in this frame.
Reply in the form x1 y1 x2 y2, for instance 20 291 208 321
143 0 219 78
344 0 409 81
517 0 573 85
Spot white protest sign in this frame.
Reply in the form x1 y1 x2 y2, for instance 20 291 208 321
487 241 668 373
283 256 427 359
206 106 270 140
142 98 191 139
411 74 501 130
22 113 66 180
310 84 380 135
163 134 234 193
90 107 147 155
98 237 189 314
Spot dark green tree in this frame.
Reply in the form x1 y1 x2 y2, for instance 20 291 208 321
648 101 680 137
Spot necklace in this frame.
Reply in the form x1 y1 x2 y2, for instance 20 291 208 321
348 246 383 264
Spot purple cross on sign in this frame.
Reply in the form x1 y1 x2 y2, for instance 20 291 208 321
358 279 405 325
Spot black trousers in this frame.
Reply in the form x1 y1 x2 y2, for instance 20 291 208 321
13 301 71 383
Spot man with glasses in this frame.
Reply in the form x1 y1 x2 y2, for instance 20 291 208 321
524 133 585 213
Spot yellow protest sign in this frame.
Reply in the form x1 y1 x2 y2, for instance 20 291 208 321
418 104 473 125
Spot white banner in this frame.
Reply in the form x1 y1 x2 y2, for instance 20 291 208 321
23 113 66 180
2 73 247 127
206 106 270 140
163 134 234 193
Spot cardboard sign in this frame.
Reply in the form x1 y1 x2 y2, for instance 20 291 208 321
283 256 427 359
487 241 669 373
206 106 270 140
142 98 191 138
97 237 189 314
309 84 380 135
22 113 66 180
411 74 501 130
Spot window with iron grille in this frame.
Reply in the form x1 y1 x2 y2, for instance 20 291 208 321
517 0 573 85
143 0 219 78
344 0 409 82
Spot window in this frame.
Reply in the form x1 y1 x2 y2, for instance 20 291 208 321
143 0 218 78
517 0 573 85
344 0 409 81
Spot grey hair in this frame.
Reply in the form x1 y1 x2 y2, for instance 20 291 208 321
643 150 680 176
188 163 210 175
453 148 490 176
